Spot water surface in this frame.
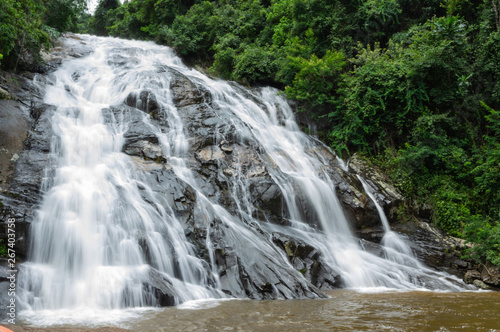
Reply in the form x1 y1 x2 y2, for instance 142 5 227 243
127 290 500 331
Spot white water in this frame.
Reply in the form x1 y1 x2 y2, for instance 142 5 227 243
16 35 471 326
357 176 468 289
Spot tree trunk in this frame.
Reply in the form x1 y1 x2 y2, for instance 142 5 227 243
492 0 500 31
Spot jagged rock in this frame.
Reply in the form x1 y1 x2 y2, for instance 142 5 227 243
167 68 209 107
139 166 197 225
25 105 58 153
125 90 162 121
208 224 326 299
0 68 57 259
107 54 139 69
391 220 473 278
124 140 166 163
103 105 159 146
195 146 225 165
147 268 178 306
464 269 481 284
0 100 30 190
249 178 284 225
272 233 342 289
333 171 379 229
349 154 404 207
349 154 404 226
177 104 237 151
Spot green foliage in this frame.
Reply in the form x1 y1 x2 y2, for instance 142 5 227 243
155 1 219 58
1 0 89 69
465 218 500 265
0 0 50 70
233 46 278 84
44 0 87 33
93 0 121 36
359 0 402 42
284 50 345 113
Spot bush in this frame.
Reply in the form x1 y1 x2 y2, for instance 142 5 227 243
233 46 278 84
0 0 50 70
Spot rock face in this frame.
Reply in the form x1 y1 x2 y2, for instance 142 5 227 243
1 33 494 315
0 73 57 259
0 34 96 257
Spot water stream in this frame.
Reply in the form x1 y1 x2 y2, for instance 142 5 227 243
358 175 418 265
15 35 473 326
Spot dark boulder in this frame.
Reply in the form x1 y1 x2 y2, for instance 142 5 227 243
272 233 342 289
167 68 210 108
125 90 162 121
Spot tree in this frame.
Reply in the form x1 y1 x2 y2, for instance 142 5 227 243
93 0 121 36
0 0 49 69
44 0 87 32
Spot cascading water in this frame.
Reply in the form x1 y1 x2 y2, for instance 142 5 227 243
17 37 222 325
357 175 469 290
358 175 416 263
17 34 471 326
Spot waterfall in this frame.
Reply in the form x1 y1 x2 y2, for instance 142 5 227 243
16 35 471 326
358 175 420 264
357 175 468 290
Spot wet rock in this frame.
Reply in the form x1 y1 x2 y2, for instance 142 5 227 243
213 240 326 299
195 146 225 165
391 220 473 278
107 54 139 69
344 154 404 226
0 70 58 259
103 105 159 146
124 140 166 163
177 104 236 151
167 68 210 107
357 227 385 243
30 34 93 74
221 145 233 153
25 105 58 153
464 269 481 284
334 173 380 229
473 279 491 290
249 178 284 225
125 90 162 121
0 100 30 190
147 268 178 306
272 233 342 289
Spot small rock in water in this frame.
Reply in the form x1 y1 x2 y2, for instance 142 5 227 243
473 279 491 290
0 87 12 100
464 269 481 284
